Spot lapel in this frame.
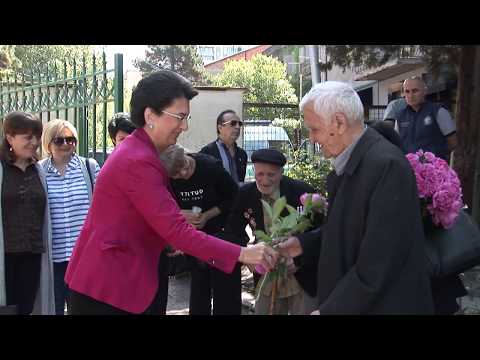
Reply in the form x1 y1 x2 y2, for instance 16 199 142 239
344 128 382 177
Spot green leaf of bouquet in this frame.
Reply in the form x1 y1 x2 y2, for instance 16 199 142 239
282 213 298 229
286 204 299 215
272 196 287 221
261 199 274 222
291 219 313 234
254 230 272 244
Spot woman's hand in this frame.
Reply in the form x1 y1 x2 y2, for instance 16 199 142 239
238 243 278 272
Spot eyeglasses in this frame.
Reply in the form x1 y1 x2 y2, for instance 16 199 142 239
222 120 243 127
161 110 191 124
52 136 77 146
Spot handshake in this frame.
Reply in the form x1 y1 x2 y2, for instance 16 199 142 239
237 236 304 272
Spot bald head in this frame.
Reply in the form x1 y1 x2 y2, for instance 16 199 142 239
403 77 427 111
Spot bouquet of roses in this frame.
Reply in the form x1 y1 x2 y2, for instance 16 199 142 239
253 193 327 314
406 150 463 229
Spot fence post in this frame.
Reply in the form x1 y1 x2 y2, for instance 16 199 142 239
114 53 123 113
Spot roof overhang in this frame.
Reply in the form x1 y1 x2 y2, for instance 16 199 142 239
354 58 425 81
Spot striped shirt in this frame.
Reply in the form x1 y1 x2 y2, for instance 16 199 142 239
44 155 100 262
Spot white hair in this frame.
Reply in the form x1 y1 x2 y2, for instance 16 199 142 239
299 81 364 126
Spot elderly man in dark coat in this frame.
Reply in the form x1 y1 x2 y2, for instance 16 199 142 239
225 148 318 314
279 81 434 315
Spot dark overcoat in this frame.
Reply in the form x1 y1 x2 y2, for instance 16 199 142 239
296 128 434 314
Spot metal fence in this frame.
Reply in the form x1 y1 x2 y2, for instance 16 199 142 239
365 105 387 125
0 53 123 165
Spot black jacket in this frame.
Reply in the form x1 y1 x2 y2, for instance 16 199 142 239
199 140 248 183
224 175 318 294
296 128 434 314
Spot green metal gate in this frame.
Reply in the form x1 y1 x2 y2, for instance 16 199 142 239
0 52 123 165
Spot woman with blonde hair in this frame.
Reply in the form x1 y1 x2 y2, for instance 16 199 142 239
39 119 99 315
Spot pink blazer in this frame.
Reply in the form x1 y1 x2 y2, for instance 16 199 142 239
65 129 241 313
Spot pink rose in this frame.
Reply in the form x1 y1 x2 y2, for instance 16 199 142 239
300 193 309 206
255 264 266 274
423 151 436 163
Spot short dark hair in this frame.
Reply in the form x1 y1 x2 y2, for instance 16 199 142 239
0 111 43 163
108 113 137 143
130 70 199 128
216 109 236 135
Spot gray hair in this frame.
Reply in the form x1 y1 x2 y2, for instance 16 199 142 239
299 81 364 126
159 144 187 177
402 75 427 89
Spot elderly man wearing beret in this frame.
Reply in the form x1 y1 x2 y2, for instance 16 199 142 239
224 148 317 314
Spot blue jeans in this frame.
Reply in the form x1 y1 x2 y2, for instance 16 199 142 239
53 261 70 315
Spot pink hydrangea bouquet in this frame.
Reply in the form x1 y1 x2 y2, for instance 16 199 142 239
406 150 463 229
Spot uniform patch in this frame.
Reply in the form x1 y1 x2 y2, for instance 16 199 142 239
424 115 433 126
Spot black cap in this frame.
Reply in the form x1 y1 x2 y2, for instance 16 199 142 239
251 149 286 167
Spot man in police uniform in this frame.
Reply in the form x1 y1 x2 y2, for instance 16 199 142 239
383 76 457 161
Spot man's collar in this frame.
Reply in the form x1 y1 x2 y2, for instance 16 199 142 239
343 127 382 176
217 138 236 148
333 129 366 175
406 101 426 113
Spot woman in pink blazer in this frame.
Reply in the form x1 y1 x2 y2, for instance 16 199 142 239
65 71 278 314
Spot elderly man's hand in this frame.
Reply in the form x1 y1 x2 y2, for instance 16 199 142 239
276 236 303 258
311 310 320 315
286 257 297 275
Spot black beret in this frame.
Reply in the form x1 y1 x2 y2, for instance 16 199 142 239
251 149 286 167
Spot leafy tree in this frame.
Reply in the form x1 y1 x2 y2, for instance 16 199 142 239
213 54 298 120
0 45 20 75
2 45 94 80
133 45 206 83
285 149 332 194
321 45 480 222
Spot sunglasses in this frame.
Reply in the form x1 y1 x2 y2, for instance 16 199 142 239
52 136 77 146
222 120 243 127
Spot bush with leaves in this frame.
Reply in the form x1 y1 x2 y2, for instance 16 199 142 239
285 149 332 195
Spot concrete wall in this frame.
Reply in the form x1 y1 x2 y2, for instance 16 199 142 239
177 87 246 152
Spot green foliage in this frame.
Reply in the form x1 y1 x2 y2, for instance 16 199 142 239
12 45 93 75
213 54 298 119
322 45 461 79
133 45 206 84
0 45 20 75
285 149 332 195
254 194 326 284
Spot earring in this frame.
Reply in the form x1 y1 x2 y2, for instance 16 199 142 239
9 145 13 152
148 123 154 129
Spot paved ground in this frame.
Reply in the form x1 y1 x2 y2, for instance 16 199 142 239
459 266 480 314
166 266 255 315
166 265 480 315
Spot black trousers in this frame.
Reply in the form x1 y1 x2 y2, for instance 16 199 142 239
189 260 242 315
146 251 170 315
69 290 130 315
69 253 171 316
5 252 42 315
